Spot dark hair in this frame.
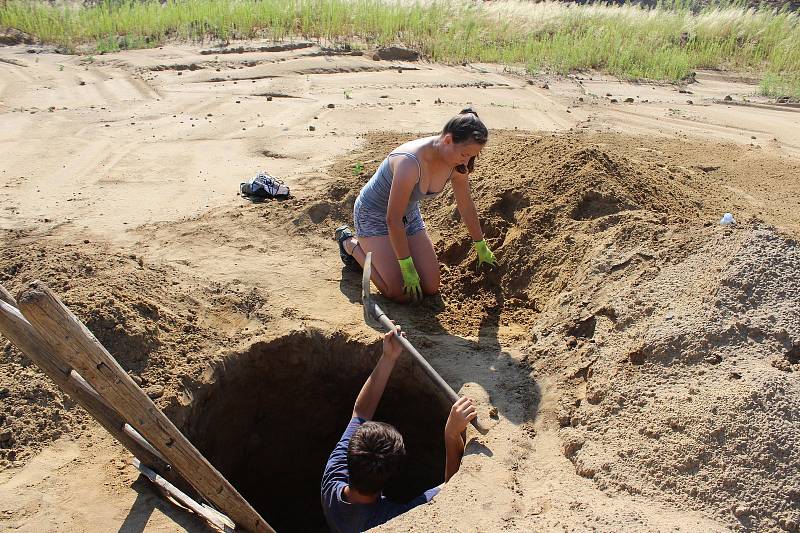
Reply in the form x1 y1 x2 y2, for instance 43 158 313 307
347 421 406 495
442 107 488 173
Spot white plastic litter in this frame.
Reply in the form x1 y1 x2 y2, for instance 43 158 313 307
719 212 736 225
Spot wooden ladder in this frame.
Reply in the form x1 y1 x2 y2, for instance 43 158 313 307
0 281 274 532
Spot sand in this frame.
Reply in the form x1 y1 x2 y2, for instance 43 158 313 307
1 40 799 532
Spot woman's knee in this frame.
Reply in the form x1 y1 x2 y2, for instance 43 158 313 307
383 285 410 303
377 272 406 301
422 280 439 296
383 276 437 300
420 270 440 295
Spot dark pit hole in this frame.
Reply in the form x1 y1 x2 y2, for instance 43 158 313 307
183 330 451 533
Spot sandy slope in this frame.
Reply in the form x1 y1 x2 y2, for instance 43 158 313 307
1 41 799 532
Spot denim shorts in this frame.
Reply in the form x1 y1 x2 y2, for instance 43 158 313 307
354 197 426 238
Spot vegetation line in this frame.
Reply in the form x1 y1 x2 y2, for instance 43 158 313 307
1 0 798 98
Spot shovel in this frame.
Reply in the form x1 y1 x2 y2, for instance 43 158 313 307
362 252 489 434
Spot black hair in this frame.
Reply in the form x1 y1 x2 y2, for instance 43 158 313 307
442 107 488 173
347 421 406 495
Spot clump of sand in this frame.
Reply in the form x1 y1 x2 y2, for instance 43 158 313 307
2 128 799 531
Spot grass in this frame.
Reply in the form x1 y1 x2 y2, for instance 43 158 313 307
1 0 798 98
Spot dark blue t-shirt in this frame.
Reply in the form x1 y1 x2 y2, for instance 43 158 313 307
321 417 440 533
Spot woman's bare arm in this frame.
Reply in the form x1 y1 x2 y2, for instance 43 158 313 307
451 172 484 241
385 157 421 259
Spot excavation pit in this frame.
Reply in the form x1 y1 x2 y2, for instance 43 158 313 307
183 330 451 532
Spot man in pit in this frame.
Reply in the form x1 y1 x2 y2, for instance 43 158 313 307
320 324 476 532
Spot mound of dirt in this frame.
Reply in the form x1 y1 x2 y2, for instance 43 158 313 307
319 130 798 337
535 225 800 532
0 231 273 468
313 130 800 530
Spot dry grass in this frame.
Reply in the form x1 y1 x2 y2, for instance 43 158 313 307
1 0 798 98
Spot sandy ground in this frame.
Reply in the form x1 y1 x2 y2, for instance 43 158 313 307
1 41 800 532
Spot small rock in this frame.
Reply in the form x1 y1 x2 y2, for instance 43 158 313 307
586 386 606 404
327 103 335 108
308 125 316 131
561 429 585 457
129 373 143 386
372 46 419 61
733 505 752 519
3 341 11 353
0 28 35 45
724 95 733 101
610 99 618 103
0 429 12 442
488 406 499 419
566 336 578 348
687 100 693 105
541 83 549 90
145 385 164 400
751 135 756 140
624 97 634 103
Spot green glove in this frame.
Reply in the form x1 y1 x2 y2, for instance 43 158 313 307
473 239 497 268
398 256 422 302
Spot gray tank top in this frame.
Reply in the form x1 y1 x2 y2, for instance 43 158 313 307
356 152 452 216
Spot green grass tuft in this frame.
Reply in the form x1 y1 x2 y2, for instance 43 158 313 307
1 0 798 97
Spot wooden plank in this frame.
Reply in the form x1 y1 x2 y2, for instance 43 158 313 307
0 300 171 475
0 283 17 307
18 281 272 533
133 458 233 531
